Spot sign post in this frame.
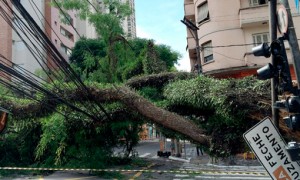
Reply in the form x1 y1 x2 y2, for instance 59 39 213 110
244 117 300 180
277 5 288 34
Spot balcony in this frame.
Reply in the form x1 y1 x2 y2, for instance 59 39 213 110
184 2 195 20
187 37 196 50
239 4 269 27
186 37 197 59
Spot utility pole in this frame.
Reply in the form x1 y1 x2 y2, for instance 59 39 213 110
181 17 202 74
280 0 300 87
269 0 280 128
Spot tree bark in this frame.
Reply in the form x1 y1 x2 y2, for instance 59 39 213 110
91 86 210 146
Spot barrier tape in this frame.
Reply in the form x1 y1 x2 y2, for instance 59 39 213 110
0 167 268 176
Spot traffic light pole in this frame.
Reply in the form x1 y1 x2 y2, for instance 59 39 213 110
269 0 280 128
194 31 202 74
280 0 300 89
181 18 202 74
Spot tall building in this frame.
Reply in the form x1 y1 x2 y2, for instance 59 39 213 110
76 0 136 39
8 0 76 75
0 0 136 77
120 0 136 39
0 1 12 64
184 0 300 79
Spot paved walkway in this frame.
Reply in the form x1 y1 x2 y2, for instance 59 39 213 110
171 143 262 167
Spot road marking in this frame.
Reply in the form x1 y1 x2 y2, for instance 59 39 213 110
175 174 189 178
139 153 150 157
66 177 97 180
129 163 156 180
0 166 269 176
194 176 271 180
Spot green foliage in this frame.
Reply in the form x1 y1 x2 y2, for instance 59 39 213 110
155 44 181 69
129 38 181 71
138 87 164 102
35 113 67 165
164 75 231 116
163 75 262 157
70 38 181 83
69 38 106 78
54 0 131 41
0 118 41 167
121 57 144 80
143 41 167 74
52 0 90 20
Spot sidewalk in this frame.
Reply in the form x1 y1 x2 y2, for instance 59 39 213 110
171 145 262 167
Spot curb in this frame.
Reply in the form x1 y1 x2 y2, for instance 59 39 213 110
206 163 264 169
169 156 191 163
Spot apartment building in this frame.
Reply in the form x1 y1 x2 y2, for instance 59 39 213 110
120 0 136 39
0 0 136 78
77 0 136 39
0 1 12 64
4 0 76 75
184 0 300 79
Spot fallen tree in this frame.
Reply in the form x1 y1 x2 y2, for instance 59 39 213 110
1 72 299 158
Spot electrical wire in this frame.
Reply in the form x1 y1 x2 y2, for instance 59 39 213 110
0 0 111 122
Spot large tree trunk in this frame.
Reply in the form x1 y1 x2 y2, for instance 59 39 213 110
91 86 210 146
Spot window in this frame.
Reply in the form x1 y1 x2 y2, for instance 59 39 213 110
252 32 269 46
60 27 74 41
60 43 72 57
249 0 267 6
197 2 209 24
202 41 213 63
64 14 74 26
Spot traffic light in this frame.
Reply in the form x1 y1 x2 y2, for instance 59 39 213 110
284 115 300 131
253 37 300 131
256 63 274 80
258 0 266 4
253 38 293 92
252 43 271 58
286 96 300 113
282 96 300 130
286 141 300 161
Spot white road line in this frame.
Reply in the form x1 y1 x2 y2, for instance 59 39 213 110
194 176 271 180
139 153 151 158
175 174 190 178
151 155 159 159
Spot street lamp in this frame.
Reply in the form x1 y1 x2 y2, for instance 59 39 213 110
181 17 202 74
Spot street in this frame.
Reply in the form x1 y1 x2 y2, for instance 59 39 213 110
1 140 271 180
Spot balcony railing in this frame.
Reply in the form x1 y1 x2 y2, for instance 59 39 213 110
239 4 269 27
184 3 195 16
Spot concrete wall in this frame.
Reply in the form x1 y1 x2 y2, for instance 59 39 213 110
185 0 300 78
0 1 12 62
12 0 46 75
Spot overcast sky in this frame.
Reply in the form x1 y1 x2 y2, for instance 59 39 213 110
135 0 190 71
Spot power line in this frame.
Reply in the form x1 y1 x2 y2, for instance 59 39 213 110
0 0 111 122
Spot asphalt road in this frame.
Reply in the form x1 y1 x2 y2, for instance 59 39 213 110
1 140 270 179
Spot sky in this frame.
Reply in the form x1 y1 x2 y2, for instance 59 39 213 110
135 0 190 72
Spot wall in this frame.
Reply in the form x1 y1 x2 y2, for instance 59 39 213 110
187 0 300 78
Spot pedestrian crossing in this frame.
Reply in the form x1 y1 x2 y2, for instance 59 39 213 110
173 162 271 180
138 152 272 180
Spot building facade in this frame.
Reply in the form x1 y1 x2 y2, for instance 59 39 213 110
0 1 12 65
184 0 300 79
8 0 76 75
120 0 136 39
76 0 136 39
0 0 136 78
